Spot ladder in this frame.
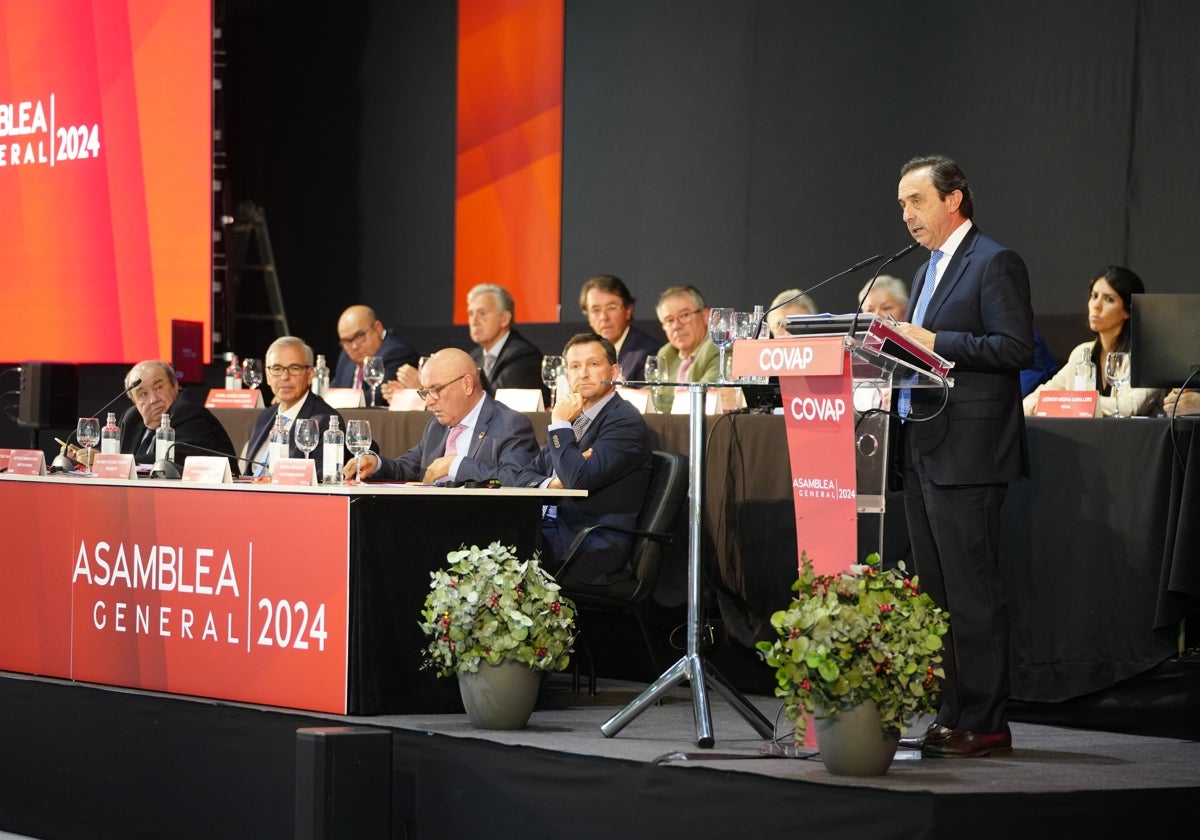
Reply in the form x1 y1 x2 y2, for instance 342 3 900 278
223 201 290 354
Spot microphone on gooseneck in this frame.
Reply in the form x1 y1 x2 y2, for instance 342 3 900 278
149 442 265 480
48 378 142 474
752 252 887 339
846 242 922 341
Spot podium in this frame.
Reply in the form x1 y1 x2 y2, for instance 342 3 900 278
599 317 952 746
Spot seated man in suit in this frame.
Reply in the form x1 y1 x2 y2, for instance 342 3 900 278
329 304 419 390
244 336 352 476
105 360 239 474
514 333 653 585
349 348 539 485
579 274 661 381
466 283 546 400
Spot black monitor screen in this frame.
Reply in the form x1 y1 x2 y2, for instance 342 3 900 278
1130 293 1200 389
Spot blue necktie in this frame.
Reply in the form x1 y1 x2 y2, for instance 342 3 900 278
898 250 943 419
911 250 943 327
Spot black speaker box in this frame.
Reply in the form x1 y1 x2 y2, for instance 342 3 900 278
18 361 79 429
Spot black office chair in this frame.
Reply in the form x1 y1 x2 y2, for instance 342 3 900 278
556 450 689 695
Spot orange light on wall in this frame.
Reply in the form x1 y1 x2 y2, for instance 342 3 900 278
455 0 564 324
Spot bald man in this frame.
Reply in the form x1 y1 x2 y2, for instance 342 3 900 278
349 348 539 485
329 304 419 390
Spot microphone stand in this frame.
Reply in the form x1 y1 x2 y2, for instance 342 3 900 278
49 378 142 474
150 442 258 480
846 242 921 342
751 252 886 339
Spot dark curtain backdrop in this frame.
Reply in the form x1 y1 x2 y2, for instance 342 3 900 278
6 0 1196 449
217 0 1199 371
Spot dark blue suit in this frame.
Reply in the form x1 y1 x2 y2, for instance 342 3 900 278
897 223 1034 736
368 393 539 486
119 389 238 474
244 391 350 476
616 324 662 382
471 327 546 402
515 394 652 585
330 329 419 388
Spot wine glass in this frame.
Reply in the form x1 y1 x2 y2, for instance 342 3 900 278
541 355 563 409
345 418 372 484
708 307 735 383
242 358 264 390
293 418 319 460
76 417 100 476
362 355 385 407
1105 351 1131 418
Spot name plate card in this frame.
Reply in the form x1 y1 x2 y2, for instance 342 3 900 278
324 387 365 409
495 388 545 412
271 458 317 486
205 389 265 409
7 450 47 475
670 388 720 415
92 454 137 480
1035 390 1099 418
181 456 234 484
388 389 426 411
616 388 650 414
0 449 10 471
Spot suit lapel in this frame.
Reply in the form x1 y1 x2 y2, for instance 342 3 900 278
925 226 979 325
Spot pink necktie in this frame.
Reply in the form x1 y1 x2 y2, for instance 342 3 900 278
678 355 695 381
444 423 467 457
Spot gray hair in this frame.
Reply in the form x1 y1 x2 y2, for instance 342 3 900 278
265 335 314 365
467 283 515 317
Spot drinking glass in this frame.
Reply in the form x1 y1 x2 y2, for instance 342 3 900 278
1105 351 1131 418
345 419 372 484
708 307 735 383
76 417 100 476
643 355 663 412
362 356 385 407
242 358 264 390
541 355 563 409
293 418 319 459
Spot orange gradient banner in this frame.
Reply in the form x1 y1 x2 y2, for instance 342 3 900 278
455 0 563 323
0 0 212 363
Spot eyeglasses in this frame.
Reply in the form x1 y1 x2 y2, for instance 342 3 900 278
586 302 626 318
338 326 372 347
659 308 702 329
417 373 467 401
266 364 313 377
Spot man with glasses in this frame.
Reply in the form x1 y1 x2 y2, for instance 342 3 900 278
652 285 718 411
329 304 419 390
514 333 652 585
102 360 238 474
244 336 352 476
349 348 538 485
579 274 661 381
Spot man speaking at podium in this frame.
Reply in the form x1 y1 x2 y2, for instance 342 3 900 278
890 155 1034 759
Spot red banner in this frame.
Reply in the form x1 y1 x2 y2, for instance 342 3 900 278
732 338 857 575
0 479 350 713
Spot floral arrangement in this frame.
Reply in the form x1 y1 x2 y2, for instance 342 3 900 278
419 542 576 678
756 552 949 743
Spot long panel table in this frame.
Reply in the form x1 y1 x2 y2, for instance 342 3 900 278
0 474 580 715
212 408 1200 705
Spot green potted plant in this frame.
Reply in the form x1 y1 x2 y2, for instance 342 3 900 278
756 551 949 775
419 542 576 729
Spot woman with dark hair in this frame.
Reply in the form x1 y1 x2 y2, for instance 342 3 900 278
1024 266 1163 416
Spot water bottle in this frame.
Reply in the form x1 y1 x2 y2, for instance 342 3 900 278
224 352 242 389
313 354 330 397
322 415 345 484
154 414 175 462
268 413 289 473
1073 347 1097 391
100 411 121 455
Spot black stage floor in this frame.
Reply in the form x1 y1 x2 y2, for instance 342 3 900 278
1 669 1198 840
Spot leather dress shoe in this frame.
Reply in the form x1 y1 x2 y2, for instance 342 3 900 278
898 722 954 750
921 726 1013 758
